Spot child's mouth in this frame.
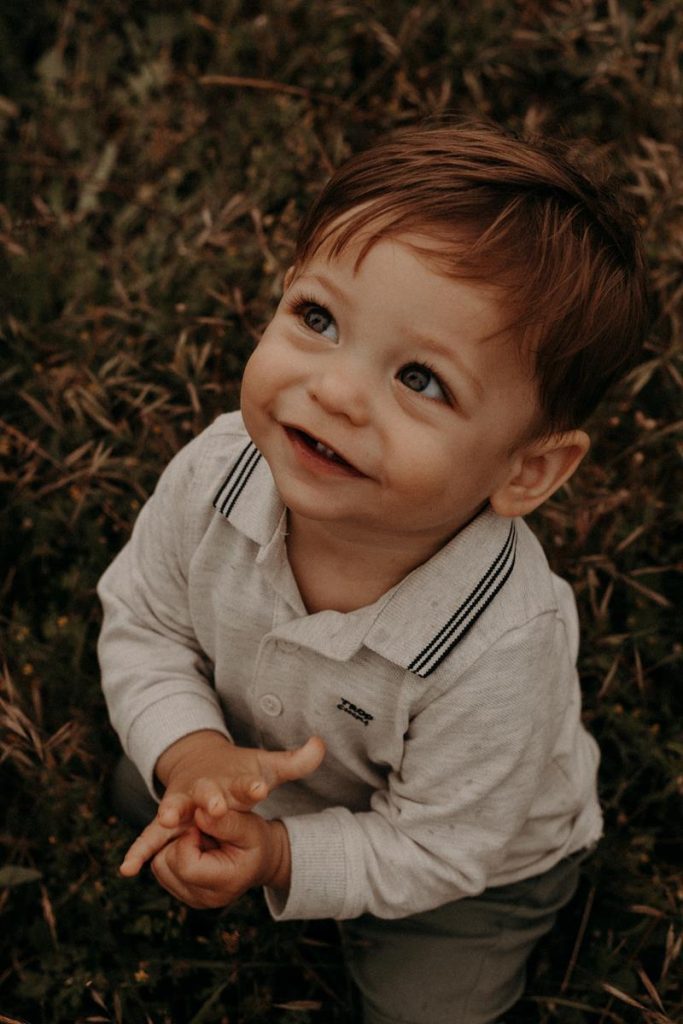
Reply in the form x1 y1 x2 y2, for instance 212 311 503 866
286 427 363 476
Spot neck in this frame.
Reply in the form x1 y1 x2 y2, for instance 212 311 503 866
285 511 451 614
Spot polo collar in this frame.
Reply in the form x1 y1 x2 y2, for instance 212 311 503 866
364 510 517 677
212 438 518 678
212 439 281 548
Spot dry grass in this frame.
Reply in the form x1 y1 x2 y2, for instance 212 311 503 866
1 1 681 1022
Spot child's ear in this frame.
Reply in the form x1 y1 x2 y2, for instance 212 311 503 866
490 429 590 518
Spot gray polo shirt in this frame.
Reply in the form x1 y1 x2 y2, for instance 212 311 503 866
98 411 603 921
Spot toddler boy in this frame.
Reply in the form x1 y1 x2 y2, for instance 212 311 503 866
98 122 648 1023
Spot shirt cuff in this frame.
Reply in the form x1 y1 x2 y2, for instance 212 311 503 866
126 692 232 797
264 807 365 921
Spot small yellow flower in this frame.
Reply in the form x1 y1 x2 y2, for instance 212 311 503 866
134 968 150 983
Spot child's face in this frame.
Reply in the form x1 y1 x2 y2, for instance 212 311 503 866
240 232 540 549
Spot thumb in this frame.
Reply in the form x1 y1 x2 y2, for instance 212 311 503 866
260 735 326 790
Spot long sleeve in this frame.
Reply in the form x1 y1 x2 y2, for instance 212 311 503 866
97 433 231 794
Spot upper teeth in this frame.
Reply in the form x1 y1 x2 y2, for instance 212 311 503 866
315 441 337 460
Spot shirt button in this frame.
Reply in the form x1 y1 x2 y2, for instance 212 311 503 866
259 694 283 717
276 640 298 653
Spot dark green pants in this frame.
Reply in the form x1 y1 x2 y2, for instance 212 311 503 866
340 851 584 1024
112 756 587 1023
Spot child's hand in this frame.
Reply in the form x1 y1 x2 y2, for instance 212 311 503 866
156 731 325 826
119 730 324 876
145 806 291 910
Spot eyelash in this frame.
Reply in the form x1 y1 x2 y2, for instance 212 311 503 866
286 294 453 405
287 294 330 321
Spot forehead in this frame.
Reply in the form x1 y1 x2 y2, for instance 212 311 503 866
297 228 512 339
297 202 538 337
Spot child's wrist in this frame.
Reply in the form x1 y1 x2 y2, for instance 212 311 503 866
155 729 232 786
264 820 291 893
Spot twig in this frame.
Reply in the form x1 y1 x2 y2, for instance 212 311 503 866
561 884 596 992
199 74 341 106
0 417 61 467
527 994 625 1021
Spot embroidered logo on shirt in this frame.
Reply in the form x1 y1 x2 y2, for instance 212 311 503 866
337 697 374 726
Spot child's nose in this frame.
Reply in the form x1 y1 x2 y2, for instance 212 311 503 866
308 359 371 426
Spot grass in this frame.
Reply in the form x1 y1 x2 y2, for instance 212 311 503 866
0 1 681 1021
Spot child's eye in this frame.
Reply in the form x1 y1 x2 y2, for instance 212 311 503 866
299 302 339 342
397 363 448 402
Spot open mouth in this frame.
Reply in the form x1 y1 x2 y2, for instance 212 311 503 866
286 427 362 475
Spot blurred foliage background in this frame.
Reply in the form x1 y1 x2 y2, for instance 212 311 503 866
0 1 681 1022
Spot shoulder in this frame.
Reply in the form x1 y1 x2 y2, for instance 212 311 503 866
177 408 251 465
147 410 256 535
404 524 582 738
476 517 577 636
155 410 252 494
502 517 577 624
509 518 580 659
424 517 580 692
366 509 580 696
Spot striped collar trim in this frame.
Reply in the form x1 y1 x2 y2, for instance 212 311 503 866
364 509 519 679
212 440 262 519
407 520 517 678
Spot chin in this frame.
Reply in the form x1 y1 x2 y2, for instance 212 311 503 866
279 491 344 521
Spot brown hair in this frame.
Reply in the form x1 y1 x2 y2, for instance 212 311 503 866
294 121 649 437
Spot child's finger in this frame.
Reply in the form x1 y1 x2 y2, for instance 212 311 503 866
191 777 228 817
119 819 185 876
259 736 326 791
226 774 269 809
149 827 203 899
157 790 194 827
155 824 225 887
194 805 256 848
151 828 238 908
